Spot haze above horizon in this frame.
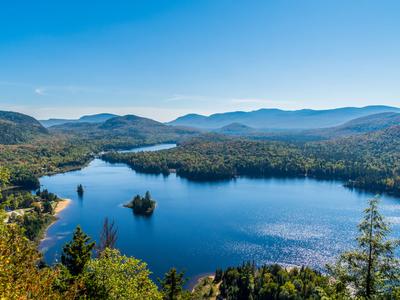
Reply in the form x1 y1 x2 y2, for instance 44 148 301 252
1 0 399 121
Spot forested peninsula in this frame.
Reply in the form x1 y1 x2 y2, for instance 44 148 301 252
102 126 400 196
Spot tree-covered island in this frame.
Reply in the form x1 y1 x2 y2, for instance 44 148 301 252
124 191 156 215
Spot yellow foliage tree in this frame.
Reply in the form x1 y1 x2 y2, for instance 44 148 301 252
0 217 62 299
84 248 162 300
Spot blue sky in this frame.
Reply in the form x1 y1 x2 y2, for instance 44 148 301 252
1 0 399 121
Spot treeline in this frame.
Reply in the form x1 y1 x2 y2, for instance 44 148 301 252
102 126 400 195
0 137 94 189
0 134 172 190
216 263 335 299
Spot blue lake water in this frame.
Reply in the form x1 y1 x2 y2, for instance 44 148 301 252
39 143 400 281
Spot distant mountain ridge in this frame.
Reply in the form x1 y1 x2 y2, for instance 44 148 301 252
306 112 400 138
213 112 400 142
40 113 119 127
50 114 199 141
169 106 400 129
0 111 48 144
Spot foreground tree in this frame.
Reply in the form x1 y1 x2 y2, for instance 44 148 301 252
61 225 95 276
159 268 190 300
97 217 118 255
329 197 400 298
84 248 162 300
0 214 62 299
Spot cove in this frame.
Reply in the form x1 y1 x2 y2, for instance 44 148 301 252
39 143 400 281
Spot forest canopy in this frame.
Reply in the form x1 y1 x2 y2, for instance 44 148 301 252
103 126 400 196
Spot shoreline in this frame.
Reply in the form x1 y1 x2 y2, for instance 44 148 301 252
54 198 71 215
188 272 215 291
39 198 71 244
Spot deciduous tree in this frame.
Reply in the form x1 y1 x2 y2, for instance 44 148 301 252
97 217 118 255
84 248 162 300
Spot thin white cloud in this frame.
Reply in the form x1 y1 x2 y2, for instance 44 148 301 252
165 94 213 103
34 88 47 96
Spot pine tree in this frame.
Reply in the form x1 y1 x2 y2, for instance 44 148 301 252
145 191 151 201
42 200 54 214
329 197 400 298
61 225 95 276
159 268 187 300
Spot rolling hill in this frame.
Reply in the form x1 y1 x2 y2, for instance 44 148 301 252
0 111 48 144
169 106 400 129
50 114 199 142
214 122 258 135
40 113 119 127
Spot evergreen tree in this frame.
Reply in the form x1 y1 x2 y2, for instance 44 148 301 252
214 268 223 283
145 191 151 201
42 200 54 214
329 197 400 298
61 225 95 276
159 268 187 300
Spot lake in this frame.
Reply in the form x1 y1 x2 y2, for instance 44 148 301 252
39 143 400 281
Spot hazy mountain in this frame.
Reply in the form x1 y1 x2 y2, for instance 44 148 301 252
40 113 119 127
209 112 400 143
306 112 400 138
214 123 258 135
169 106 400 129
0 111 48 144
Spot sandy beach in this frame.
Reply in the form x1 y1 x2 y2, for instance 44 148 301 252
39 199 72 243
55 198 71 215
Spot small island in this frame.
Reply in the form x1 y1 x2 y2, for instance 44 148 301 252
77 184 84 196
124 191 156 216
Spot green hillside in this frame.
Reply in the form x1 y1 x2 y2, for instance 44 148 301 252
0 111 48 144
